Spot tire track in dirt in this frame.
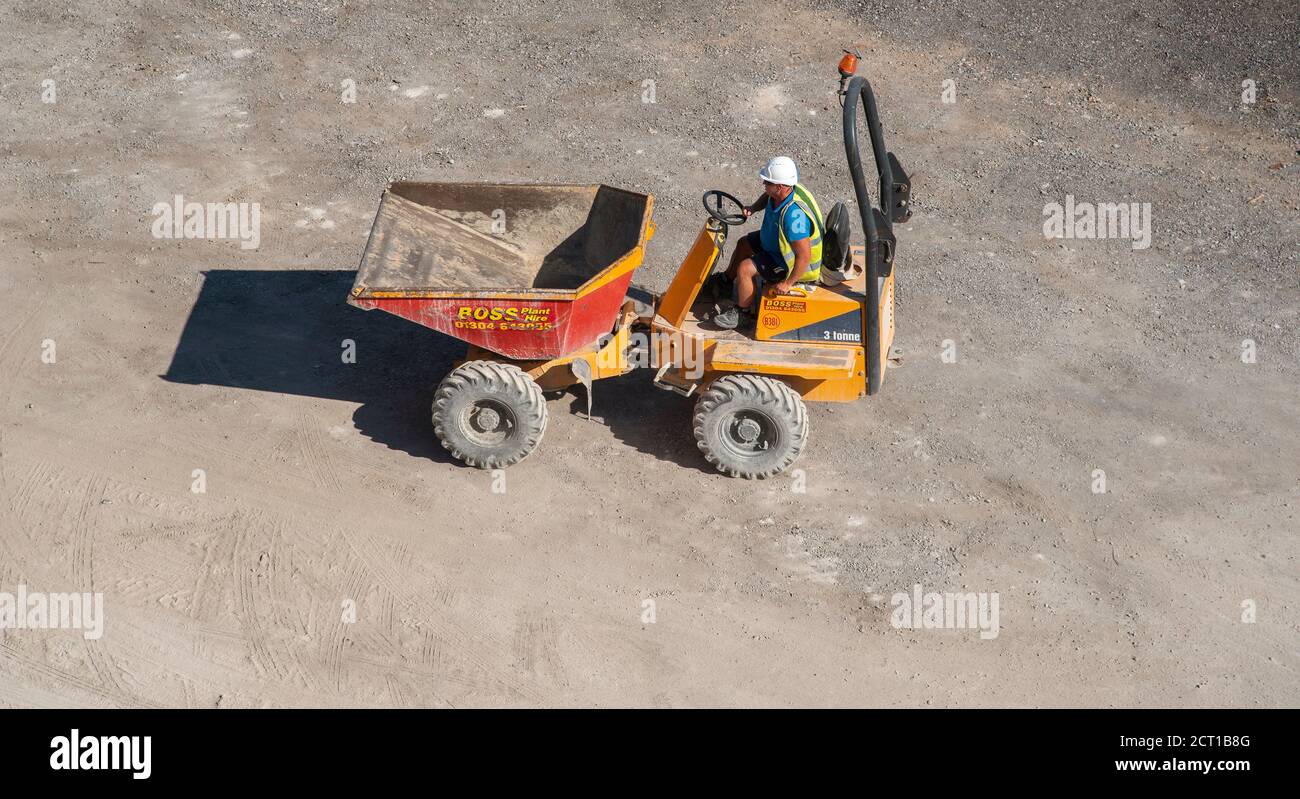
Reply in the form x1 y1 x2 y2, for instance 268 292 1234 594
265 426 302 478
378 590 397 650
2 439 348 705
263 513 321 693
0 468 162 708
231 508 327 693
295 408 343 494
9 422 538 703
0 291 48 399
0 460 73 591
188 517 239 624
0 457 138 706
100 479 207 528
419 628 441 672
3 460 159 707
4 460 55 532
68 473 133 699
512 607 562 679
413 482 444 516
384 672 406 705
0 666 95 708
336 525 541 703
0 639 127 707
323 541 371 692
0 430 7 528
340 651 462 706
22 422 426 556
231 508 295 686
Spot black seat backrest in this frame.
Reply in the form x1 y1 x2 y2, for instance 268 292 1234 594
822 201 852 272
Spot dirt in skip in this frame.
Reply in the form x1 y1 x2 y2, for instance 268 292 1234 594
0 0 1295 706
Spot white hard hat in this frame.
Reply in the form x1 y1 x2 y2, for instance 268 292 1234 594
758 156 798 186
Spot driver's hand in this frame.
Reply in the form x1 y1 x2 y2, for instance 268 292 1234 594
775 281 795 294
742 208 751 219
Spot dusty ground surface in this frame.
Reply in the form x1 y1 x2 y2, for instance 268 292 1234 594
1 0 1296 707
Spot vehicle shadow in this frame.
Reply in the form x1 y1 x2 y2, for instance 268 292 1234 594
162 268 712 471
560 370 714 475
161 269 461 463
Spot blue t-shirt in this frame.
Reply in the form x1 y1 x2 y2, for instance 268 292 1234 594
759 191 812 258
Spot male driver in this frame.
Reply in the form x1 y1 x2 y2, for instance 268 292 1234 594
713 156 825 330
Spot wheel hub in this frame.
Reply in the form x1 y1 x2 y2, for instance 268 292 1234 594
725 411 773 454
463 399 514 446
474 406 502 432
735 418 762 443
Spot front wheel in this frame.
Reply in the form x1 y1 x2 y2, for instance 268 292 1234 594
692 374 808 479
433 361 548 469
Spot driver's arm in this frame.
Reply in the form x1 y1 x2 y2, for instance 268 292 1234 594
779 238 812 291
746 195 766 213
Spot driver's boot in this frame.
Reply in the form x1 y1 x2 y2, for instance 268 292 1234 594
713 301 754 331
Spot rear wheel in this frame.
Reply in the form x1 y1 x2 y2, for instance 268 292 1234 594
692 374 808 479
433 361 548 468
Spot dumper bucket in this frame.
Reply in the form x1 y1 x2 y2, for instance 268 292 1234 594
349 182 654 360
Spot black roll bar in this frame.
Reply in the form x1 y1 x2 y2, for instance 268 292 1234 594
841 74 896 396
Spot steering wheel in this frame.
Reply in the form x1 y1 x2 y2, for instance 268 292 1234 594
702 190 747 225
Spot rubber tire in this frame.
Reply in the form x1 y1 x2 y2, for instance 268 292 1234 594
692 374 808 479
433 361 548 469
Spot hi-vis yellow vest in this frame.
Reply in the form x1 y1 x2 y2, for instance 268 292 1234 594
775 183 824 282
